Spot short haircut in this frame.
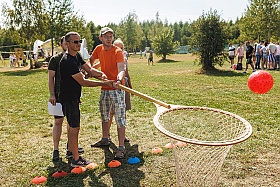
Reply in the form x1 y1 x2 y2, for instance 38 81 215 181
246 41 250 45
261 41 264 43
60 36 65 45
65 32 80 42
113 38 124 46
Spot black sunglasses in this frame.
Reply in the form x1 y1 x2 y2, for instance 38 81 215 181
69 40 82 44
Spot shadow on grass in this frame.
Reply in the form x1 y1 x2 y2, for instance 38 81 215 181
196 68 246 77
0 69 47 76
46 158 107 187
157 59 179 63
45 142 145 186
96 142 145 187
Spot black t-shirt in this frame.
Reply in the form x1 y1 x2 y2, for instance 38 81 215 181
59 52 85 102
49 52 85 100
48 52 63 98
246 45 253 59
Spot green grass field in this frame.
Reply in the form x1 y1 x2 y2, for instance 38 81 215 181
0 54 279 186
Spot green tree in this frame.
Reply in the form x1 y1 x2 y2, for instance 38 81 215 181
239 0 280 42
69 14 93 53
86 21 99 51
117 11 142 53
2 0 46 69
190 9 228 70
152 27 179 59
46 0 74 56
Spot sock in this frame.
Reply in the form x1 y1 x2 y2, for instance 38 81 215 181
101 138 108 142
118 146 124 150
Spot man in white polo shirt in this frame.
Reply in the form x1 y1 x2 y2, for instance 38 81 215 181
267 42 277 70
274 42 280 69
228 43 235 68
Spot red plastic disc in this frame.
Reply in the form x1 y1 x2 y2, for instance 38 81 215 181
151 147 163 154
108 160 121 167
71 166 86 174
31 176 47 184
52 170 68 178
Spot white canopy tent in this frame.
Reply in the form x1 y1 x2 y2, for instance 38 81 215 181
33 38 89 59
79 38 89 60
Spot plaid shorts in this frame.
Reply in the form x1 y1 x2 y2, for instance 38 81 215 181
99 89 127 128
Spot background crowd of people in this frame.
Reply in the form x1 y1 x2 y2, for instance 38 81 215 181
229 41 280 73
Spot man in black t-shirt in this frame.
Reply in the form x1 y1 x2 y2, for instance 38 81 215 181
48 36 85 161
60 32 115 167
243 41 256 73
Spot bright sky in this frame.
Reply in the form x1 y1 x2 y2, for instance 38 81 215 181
1 0 249 27
71 0 249 26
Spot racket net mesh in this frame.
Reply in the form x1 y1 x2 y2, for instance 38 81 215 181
156 107 251 186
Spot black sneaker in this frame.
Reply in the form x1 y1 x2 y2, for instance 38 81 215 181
71 156 92 167
53 150 59 161
65 149 84 159
66 151 73 159
67 143 84 154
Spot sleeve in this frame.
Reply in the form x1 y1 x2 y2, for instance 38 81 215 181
48 56 57 71
116 49 124 63
77 52 86 66
92 45 100 60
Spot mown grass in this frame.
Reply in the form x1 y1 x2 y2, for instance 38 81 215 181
0 54 279 186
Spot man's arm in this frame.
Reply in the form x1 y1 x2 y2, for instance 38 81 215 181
115 62 125 87
87 55 99 67
81 63 107 80
72 72 114 88
257 46 261 55
48 70 56 105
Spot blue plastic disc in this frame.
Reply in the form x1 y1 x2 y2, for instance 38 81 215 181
127 156 140 164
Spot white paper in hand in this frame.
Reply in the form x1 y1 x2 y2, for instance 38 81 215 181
48 102 64 116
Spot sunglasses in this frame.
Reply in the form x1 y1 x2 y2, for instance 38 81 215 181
69 40 82 44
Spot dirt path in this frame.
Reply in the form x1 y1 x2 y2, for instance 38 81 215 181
0 65 47 72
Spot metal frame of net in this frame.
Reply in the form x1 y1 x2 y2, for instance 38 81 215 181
153 105 252 186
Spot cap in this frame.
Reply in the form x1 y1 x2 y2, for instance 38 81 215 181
100 27 114 36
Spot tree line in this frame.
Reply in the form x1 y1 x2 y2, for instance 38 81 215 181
1 0 280 61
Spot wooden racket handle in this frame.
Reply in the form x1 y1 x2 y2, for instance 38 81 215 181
117 84 171 109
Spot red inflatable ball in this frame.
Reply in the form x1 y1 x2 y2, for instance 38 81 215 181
248 70 273 94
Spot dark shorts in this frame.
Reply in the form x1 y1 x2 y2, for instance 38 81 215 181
54 115 64 119
246 58 252 64
229 55 235 60
149 57 153 61
61 99 80 128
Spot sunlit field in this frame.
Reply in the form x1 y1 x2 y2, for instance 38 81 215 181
0 54 279 186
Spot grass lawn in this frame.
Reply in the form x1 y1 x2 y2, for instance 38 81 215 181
0 54 279 186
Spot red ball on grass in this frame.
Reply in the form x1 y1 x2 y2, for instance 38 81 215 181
248 70 273 94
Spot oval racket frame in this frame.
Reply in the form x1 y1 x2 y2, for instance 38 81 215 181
153 104 253 146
